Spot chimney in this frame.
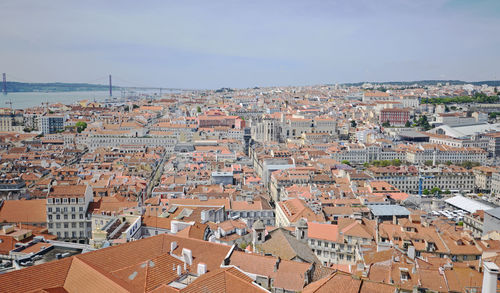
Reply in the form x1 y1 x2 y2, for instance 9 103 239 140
177 264 182 276
393 215 397 225
171 222 178 234
182 248 193 266
274 257 281 272
170 241 177 254
482 261 500 293
197 263 207 275
407 246 415 260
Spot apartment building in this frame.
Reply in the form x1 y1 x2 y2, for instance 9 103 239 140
406 144 487 164
0 111 23 132
379 108 410 126
307 220 374 266
46 184 93 243
38 115 65 134
366 165 475 194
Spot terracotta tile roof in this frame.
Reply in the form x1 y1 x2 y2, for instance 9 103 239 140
0 199 47 223
0 234 238 292
180 266 266 293
229 251 311 291
303 271 395 293
258 227 320 264
48 185 88 198
307 222 339 242
0 257 73 293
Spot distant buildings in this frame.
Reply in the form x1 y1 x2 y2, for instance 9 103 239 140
38 115 64 134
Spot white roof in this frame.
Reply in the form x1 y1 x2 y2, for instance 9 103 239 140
431 123 500 139
444 195 494 213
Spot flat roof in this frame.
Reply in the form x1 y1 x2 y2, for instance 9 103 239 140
398 131 429 138
485 207 500 219
444 195 495 213
369 205 410 216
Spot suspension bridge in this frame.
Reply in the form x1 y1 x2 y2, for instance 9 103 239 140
1 73 199 96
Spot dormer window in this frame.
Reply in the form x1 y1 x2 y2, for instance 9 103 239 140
63 198 68 204
400 268 410 281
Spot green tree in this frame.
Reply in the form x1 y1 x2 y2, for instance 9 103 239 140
424 160 434 166
75 121 87 133
380 160 391 167
341 160 351 166
351 120 357 128
423 189 430 195
444 189 451 194
430 187 442 195
417 115 431 131
382 120 391 127
197 106 202 113
391 159 402 166
405 120 412 127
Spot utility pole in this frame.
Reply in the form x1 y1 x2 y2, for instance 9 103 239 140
109 74 112 97
2 73 6 95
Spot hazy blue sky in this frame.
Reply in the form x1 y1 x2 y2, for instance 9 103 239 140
1 0 499 89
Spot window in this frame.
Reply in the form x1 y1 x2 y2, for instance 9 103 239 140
79 223 84 228
64 215 68 220
63 198 68 204
71 207 76 212
56 215 60 220
64 223 68 228
79 214 84 219
48 207 52 213
48 215 53 220
72 223 76 228
56 223 61 228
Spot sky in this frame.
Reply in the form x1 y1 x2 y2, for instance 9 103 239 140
1 0 499 89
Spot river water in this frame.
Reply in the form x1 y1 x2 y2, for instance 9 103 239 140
0 91 110 109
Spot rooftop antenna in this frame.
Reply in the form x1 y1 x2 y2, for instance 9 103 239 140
2 73 6 95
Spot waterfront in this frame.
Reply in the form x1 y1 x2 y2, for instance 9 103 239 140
0 91 109 109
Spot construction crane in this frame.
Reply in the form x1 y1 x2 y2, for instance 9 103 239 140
5 99 13 110
41 101 49 113
418 175 435 197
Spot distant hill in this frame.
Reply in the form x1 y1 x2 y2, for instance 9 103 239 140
2 82 121 93
341 80 500 87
